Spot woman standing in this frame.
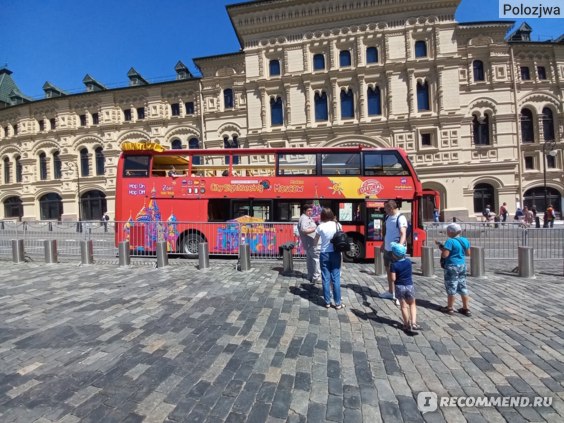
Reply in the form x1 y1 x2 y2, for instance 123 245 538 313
313 208 344 310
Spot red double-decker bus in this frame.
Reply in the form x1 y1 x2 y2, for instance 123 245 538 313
115 143 427 259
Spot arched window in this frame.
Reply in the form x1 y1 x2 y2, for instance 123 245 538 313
339 50 351 67
270 96 283 126
269 59 281 76
53 151 62 179
314 92 328 121
524 187 561 213
473 60 485 81
39 193 63 220
224 135 239 165
39 152 48 180
415 41 427 58
80 148 90 177
367 86 382 116
366 47 378 64
417 81 430 111
542 107 555 141
4 196 23 221
3 157 10 184
95 147 105 176
313 54 325 70
81 190 107 221
472 114 490 145
224 88 234 109
520 108 534 143
473 183 495 213
189 138 200 165
340 89 354 119
15 156 22 183
171 139 182 149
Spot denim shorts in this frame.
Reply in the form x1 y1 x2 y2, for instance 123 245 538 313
383 250 393 268
444 264 468 296
395 284 415 301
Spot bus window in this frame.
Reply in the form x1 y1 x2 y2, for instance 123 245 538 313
123 155 150 177
364 151 409 176
208 199 230 221
252 201 271 221
278 153 317 176
275 201 301 221
321 153 361 175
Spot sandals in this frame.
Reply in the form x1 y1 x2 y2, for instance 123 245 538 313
402 323 422 333
458 308 472 317
325 304 331 309
335 304 345 310
439 306 454 315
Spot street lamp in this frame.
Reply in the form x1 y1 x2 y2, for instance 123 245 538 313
542 140 557 211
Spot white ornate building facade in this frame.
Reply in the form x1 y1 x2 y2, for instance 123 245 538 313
0 0 562 222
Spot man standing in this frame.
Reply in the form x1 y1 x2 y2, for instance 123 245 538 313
298 203 321 283
379 200 407 305
499 202 508 223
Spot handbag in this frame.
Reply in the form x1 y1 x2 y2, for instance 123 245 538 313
440 238 465 269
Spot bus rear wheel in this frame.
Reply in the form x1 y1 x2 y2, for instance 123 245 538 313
180 232 205 258
343 237 364 262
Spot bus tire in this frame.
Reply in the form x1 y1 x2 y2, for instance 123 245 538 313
343 237 364 262
180 232 205 258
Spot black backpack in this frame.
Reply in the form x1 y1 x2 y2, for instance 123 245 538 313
331 222 351 252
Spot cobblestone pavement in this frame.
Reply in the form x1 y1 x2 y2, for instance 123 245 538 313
0 259 562 423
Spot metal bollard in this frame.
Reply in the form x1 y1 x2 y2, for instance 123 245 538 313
282 248 293 274
518 246 535 278
80 240 94 265
421 245 435 277
44 239 58 264
470 246 485 278
118 241 131 267
156 241 169 267
198 242 210 270
12 239 25 263
238 243 251 271
374 246 385 276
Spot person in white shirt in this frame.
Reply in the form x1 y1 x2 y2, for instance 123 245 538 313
298 203 321 283
379 200 407 305
313 208 344 310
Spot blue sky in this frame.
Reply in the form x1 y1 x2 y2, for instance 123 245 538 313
3 0 563 99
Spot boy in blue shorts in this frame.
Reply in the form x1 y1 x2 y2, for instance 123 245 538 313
389 242 420 333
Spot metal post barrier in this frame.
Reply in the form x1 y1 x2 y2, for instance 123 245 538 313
80 240 94 265
12 239 25 263
470 246 485 278
282 246 294 274
118 241 131 267
156 241 169 268
44 239 58 264
238 243 251 271
421 246 435 277
198 242 210 270
374 246 385 276
518 246 534 278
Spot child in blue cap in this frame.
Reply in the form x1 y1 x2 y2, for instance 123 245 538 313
389 242 420 333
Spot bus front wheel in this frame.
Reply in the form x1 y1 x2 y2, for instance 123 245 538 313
343 237 364 262
180 232 205 258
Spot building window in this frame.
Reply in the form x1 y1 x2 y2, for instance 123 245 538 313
79 114 87 127
39 193 63 221
339 50 352 67
13 124 18 136
421 133 432 147
123 109 132 121
367 86 382 116
15 156 22 183
520 66 530 80
473 183 494 213
224 89 234 109
171 139 182 150
417 81 430 111
171 103 180 116
189 138 200 165
4 196 23 221
270 96 283 126
415 41 427 58
340 89 354 119
520 108 534 143
313 54 325 70
3 126 8 137
547 154 556 169
136 107 145 120
39 152 48 180
95 147 105 175
537 66 547 80
224 136 239 165
185 101 194 115
80 148 89 177
524 156 534 170
3 157 10 184
92 113 99 125
50 118 56 130
366 47 378 64
542 107 555 141
53 152 62 179
39 120 45 131
472 114 490 145
473 60 485 81
269 59 281 76
314 92 328 122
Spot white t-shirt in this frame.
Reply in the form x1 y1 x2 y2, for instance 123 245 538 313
315 221 339 253
384 212 408 251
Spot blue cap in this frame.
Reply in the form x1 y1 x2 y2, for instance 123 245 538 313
391 242 407 257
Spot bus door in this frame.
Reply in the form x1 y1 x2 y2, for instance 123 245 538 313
364 200 386 259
